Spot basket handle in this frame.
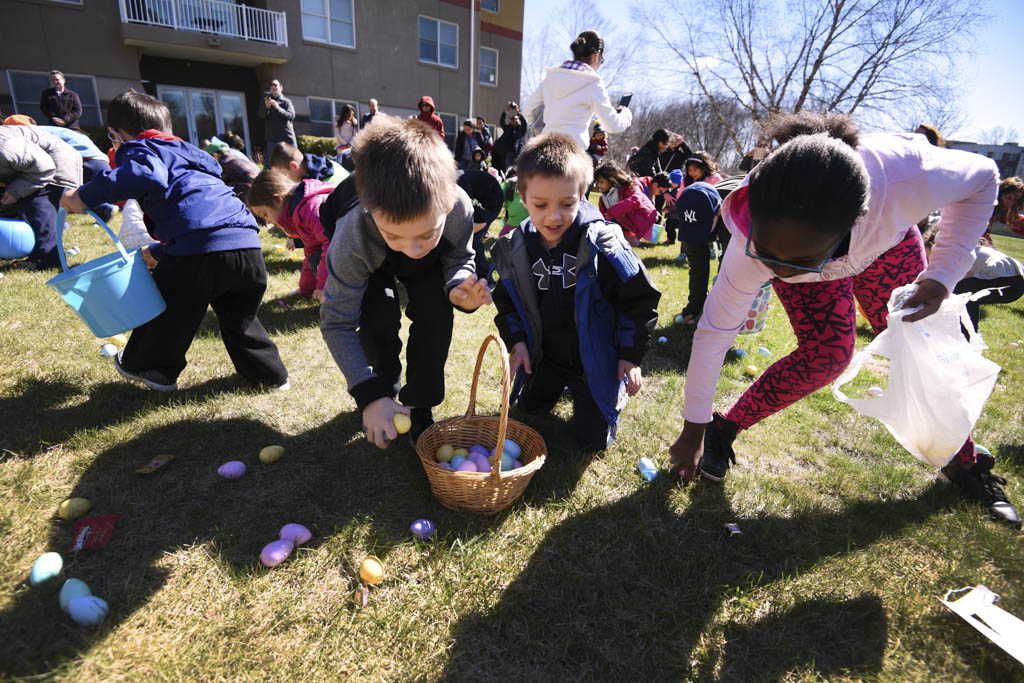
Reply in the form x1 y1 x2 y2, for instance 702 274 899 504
465 334 512 483
55 208 132 273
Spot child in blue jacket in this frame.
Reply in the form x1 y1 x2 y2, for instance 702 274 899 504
491 134 661 449
60 90 288 392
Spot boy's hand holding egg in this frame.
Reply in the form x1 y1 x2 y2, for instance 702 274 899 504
618 360 642 396
448 274 492 311
362 397 410 448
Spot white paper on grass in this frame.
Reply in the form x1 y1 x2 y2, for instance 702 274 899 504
832 285 1001 468
940 585 1024 665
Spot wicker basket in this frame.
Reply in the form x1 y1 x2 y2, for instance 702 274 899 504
416 334 547 515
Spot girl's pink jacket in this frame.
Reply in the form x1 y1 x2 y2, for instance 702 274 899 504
276 179 334 293
598 180 659 241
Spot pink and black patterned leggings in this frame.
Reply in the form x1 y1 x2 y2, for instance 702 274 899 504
724 228 977 467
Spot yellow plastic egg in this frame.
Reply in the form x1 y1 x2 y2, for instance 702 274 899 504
58 498 91 521
744 365 758 377
259 445 285 464
109 334 129 346
393 413 411 434
360 556 384 585
436 444 454 463
452 447 469 459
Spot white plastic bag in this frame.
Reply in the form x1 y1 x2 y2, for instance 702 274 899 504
832 284 1001 468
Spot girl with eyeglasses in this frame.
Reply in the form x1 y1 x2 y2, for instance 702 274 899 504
669 111 1019 528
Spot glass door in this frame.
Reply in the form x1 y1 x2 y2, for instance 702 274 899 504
156 86 252 154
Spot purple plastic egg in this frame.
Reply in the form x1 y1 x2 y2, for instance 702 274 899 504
260 539 294 567
472 455 492 473
512 459 523 469
217 461 246 479
455 460 478 472
439 462 453 470
411 518 436 539
469 445 489 458
279 523 311 545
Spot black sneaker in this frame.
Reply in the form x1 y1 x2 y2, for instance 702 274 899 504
941 451 1021 528
113 352 178 392
699 413 740 482
408 407 434 448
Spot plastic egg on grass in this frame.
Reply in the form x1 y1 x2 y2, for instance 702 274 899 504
658 336 668 344
392 413 411 435
975 445 992 456
1011 342 1020 349
217 461 246 479
436 444 455 463
68 595 109 626
449 455 467 469
279 523 311 545
411 519 436 540
59 578 92 612
58 497 91 521
259 444 285 464
99 343 117 357
29 552 63 586
867 386 884 397
674 313 684 324
110 334 128 346
758 346 771 357
260 539 295 567
744 365 758 378
733 348 747 358
456 460 478 473
360 556 384 584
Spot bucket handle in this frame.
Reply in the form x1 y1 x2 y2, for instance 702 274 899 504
56 208 132 273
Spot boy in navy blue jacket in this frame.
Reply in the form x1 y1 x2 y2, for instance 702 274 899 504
491 134 661 449
60 91 288 392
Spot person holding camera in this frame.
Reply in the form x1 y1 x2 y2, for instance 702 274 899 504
258 79 296 162
491 101 527 173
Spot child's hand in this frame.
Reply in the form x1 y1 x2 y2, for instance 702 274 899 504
285 238 296 250
669 421 706 484
362 397 410 449
509 342 532 377
1 191 16 206
59 188 87 214
313 288 325 303
900 278 947 323
618 360 642 396
140 245 158 268
449 274 492 310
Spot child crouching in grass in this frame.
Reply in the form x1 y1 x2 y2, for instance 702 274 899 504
248 169 333 302
491 134 661 450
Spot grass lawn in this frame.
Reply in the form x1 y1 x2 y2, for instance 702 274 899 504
1 214 1023 681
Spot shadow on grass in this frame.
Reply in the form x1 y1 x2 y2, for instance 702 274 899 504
263 256 304 276
438 482 969 681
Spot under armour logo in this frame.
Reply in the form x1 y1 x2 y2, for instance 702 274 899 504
682 209 697 223
532 254 577 290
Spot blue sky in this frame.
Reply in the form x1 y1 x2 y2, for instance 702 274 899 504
523 1 1024 141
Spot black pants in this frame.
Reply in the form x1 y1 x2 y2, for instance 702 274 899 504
357 255 454 409
519 360 616 450
121 248 287 385
665 217 679 244
954 275 1024 331
682 240 712 318
14 185 64 267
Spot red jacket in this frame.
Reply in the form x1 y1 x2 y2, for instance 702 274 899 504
417 96 445 140
276 179 334 292
598 180 658 241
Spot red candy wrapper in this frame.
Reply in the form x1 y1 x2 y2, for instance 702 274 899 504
135 453 175 474
69 515 118 552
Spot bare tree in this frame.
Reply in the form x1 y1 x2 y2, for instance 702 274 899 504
639 0 990 156
975 126 1021 145
520 0 639 101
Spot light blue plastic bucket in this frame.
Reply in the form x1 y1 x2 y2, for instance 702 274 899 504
0 218 35 259
46 209 166 338
650 222 663 244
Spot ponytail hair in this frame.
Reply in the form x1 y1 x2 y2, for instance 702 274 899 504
593 161 631 189
570 30 604 62
749 111 868 238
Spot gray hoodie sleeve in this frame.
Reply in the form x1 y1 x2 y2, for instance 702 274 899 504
441 188 478 296
1 136 56 200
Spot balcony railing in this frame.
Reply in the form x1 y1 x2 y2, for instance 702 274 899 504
119 0 288 46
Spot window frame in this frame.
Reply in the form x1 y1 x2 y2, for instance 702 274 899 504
308 96 360 138
481 0 499 13
479 46 499 87
436 111 458 151
418 15 459 69
6 69 101 127
300 0 356 49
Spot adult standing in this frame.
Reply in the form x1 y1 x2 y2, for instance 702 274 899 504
258 79 296 161
491 102 527 173
522 30 631 151
39 70 82 130
335 104 358 154
361 99 378 127
416 96 445 140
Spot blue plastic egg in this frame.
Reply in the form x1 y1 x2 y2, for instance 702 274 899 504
29 552 63 586
59 578 92 612
758 346 771 357
68 595 109 626
411 519 436 540
502 439 522 459
500 454 516 471
734 348 747 357
450 455 467 468
975 445 991 456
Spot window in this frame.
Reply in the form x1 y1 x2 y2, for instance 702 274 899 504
309 97 359 138
481 0 498 12
479 47 498 87
6 70 101 127
437 112 457 151
301 0 355 48
418 16 458 68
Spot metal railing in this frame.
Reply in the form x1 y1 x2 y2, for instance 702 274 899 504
119 0 288 46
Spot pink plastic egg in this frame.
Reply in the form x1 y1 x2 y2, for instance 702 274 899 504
455 460 478 472
217 461 246 479
260 539 294 567
279 523 311 545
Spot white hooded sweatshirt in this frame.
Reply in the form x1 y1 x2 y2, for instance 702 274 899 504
523 62 632 150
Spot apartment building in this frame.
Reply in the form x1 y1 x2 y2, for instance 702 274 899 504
946 140 1024 180
1 0 524 154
